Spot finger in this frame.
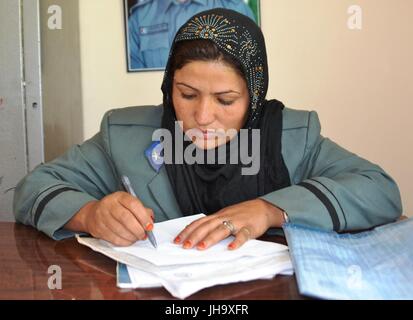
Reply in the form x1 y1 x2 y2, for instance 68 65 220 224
228 227 251 250
147 208 155 223
148 208 155 222
98 217 135 247
112 207 146 241
118 193 154 232
181 219 225 249
104 213 139 243
196 223 233 250
173 215 211 244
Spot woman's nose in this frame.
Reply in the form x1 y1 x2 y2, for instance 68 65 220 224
194 98 215 126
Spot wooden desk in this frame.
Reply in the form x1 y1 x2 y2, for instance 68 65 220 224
0 222 304 300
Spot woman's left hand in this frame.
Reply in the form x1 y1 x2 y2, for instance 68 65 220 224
173 199 286 250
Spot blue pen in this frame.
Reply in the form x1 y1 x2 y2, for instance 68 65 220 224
121 175 158 249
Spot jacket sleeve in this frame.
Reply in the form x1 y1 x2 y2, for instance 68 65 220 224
261 111 403 232
13 129 120 240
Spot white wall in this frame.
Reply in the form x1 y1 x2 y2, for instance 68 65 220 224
41 0 413 216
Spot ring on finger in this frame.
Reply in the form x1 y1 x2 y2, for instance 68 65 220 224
239 227 251 240
222 220 237 235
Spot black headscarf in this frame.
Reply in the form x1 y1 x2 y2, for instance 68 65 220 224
161 8 291 216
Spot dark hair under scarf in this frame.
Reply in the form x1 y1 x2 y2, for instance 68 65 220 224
161 8 291 216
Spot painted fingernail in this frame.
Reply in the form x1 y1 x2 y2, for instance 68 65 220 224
145 223 154 232
143 234 148 240
197 241 206 250
183 240 192 249
151 216 155 222
228 243 236 250
174 236 181 244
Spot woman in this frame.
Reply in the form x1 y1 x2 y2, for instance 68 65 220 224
14 9 402 250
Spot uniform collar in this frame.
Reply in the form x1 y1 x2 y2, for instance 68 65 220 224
160 0 207 14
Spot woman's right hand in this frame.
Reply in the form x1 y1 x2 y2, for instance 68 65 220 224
65 191 154 246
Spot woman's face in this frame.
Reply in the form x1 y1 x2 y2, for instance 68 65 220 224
172 60 249 150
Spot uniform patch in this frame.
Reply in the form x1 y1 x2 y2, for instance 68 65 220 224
139 23 169 35
145 141 164 172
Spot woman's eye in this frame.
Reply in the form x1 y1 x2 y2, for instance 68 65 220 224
218 98 234 106
181 93 196 100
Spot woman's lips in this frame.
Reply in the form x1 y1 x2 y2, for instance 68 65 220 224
185 128 223 141
199 129 217 140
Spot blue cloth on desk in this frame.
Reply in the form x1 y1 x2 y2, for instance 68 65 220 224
283 218 413 300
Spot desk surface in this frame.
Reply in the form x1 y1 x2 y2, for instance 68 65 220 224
0 222 305 300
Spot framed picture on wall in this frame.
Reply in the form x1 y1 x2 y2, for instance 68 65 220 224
124 0 261 72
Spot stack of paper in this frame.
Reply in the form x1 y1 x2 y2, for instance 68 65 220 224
283 218 413 300
77 214 293 299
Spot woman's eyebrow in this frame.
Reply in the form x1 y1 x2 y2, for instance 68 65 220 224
213 90 241 95
176 82 199 92
175 82 240 95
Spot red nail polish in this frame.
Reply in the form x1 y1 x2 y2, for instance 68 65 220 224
183 240 192 249
145 223 154 232
174 236 181 244
197 241 206 250
143 234 148 240
228 243 236 250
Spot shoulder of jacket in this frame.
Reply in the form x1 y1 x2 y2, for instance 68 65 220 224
103 105 163 128
282 107 320 130
129 0 153 14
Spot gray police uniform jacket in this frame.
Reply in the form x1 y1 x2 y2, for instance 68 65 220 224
13 105 403 240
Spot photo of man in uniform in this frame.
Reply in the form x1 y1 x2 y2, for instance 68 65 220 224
125 0 260 71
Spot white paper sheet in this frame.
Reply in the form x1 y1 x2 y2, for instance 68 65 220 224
110 214 289 266
77 214 293 299
126 253 293 299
